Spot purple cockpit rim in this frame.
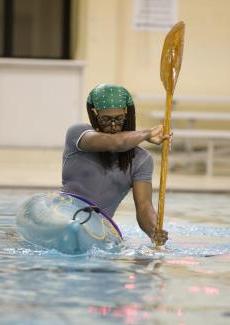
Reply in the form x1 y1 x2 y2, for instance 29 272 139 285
59 191 123 239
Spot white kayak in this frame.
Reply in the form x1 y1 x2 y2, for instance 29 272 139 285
16 192 122 254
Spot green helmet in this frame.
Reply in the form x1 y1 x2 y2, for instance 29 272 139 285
87 84 134 110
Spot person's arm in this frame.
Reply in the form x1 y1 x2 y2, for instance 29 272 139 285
78 125 167 152
132 181 168 245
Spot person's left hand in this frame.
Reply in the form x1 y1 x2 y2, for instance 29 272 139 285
150 227 168 246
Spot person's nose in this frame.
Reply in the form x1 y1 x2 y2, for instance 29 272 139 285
111 120 116 129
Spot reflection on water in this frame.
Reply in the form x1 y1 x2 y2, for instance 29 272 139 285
0 189 230 325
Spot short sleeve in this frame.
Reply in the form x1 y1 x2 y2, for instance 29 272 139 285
131 149 153 183
63 124 93 160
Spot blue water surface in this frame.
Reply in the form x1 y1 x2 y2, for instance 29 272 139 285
0 189 230 325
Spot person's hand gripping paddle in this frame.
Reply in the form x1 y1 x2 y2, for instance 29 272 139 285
156 22 185 246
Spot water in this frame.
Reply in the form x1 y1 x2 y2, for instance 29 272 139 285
0 189 229 325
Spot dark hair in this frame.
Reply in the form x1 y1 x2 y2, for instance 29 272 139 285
87 102 136 172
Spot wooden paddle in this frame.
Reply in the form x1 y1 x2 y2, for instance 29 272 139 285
156 22 185 245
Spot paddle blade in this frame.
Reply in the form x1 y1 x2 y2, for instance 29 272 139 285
160 21 185 94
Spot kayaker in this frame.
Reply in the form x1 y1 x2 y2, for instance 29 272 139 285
62 84 172 246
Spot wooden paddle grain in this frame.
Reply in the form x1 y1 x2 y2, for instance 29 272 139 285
157 22 185 242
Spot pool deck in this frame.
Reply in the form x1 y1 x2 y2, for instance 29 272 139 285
0 148 230 193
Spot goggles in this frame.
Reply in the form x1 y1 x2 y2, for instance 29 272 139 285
97 114 126 126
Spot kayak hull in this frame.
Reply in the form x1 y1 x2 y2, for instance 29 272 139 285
16 192 122 254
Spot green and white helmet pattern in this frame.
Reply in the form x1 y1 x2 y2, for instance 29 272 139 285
87 84 134 110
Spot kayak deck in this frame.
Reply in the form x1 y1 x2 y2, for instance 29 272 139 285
16 192 122 254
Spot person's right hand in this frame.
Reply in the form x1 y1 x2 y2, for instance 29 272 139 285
147 125 173 147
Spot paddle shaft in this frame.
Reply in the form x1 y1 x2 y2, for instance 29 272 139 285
155 21 185 246
157 91 173 230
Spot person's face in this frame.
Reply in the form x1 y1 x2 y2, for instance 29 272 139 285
95 108 126 134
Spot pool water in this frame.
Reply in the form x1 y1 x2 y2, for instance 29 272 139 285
0 189 229 325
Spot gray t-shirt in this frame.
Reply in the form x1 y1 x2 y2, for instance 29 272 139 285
62 124 153 217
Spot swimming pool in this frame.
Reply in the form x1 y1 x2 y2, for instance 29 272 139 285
0 189 229 324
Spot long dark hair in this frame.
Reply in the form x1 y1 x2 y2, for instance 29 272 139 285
87 102 136 172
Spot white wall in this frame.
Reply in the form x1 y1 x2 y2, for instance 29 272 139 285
0 59 85 147
75 0 230 100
